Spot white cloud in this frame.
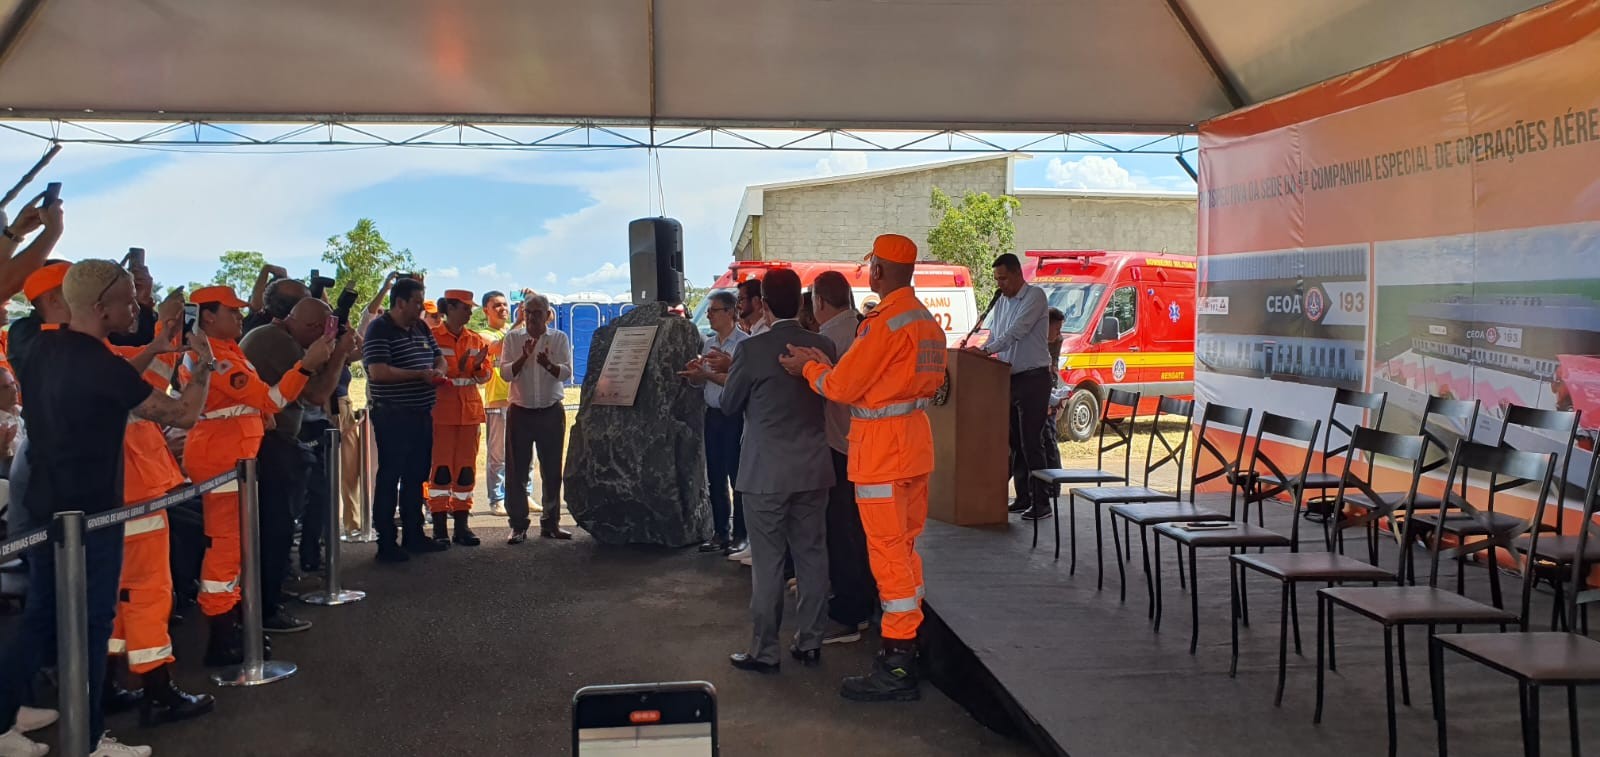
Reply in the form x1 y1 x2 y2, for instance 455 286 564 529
544 272 558 284
815 152 869 176
434 266 460 279
567 262 630 290
1046 156 1141 191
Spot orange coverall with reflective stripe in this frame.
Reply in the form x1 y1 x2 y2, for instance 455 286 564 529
108 346 185 673
183 337 309 617
429 324 491 513
801 287 948 640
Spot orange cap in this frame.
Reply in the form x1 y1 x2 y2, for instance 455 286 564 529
442 289 475 308
22 262 70 301
423 300 439 314
190 285 248 309
866 233 918 265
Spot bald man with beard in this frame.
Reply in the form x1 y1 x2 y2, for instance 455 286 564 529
240 295 355 634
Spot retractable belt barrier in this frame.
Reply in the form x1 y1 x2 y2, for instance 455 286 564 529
18 460 297 757
0 471 237 560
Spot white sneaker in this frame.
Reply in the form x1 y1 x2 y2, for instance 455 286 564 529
488 501 507 517
739 555 753 567
530 502 544 515
91 735 150 757
0 728 47 757
726 547 751 562
13 708 55 733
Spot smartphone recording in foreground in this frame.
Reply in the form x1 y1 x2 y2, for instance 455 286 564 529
573 682 717 756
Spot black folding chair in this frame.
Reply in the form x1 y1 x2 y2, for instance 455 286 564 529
1230 427 1427 706
1260 388 1387 524
1067 396 1194 590
1153 412 1321 655
1110 402 1252 614
1316 441 1551 757
1431 453 1600 757
1030 388 1140 559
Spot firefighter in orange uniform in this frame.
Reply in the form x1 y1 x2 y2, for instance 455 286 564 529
182 285 334 666
779 233 947 702
107 315 215 725
428 289 492 546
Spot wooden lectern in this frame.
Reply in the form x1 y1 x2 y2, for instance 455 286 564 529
928 348 1011 526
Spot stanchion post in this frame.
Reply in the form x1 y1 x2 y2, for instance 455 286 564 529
343 409 377 543
303 430 366 606
213 458 297 687
51 510 91 757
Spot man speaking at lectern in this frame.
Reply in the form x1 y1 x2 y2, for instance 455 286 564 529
969 254 1051 521
779 233 947 703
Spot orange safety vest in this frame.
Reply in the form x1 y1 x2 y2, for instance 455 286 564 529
108 343 186 503
803 287 948 483
431 323 491 425
183 337 311 458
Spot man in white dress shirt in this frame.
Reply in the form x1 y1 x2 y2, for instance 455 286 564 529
970 253 1053 520
499 293 574 544
680 290 750 555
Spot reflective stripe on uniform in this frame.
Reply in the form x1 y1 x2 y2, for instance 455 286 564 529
916 585 926 600
438 348 456 356
451 491 473 501
881 595 920 613
200 405 258 421
888 309 935 331
428 486 450 497
267 385 287 409
856 484 893 500
851 399 928 420
127 644 174 666
200 577 238 595
450 378 476 386
812 369 830 395
124 514 166 538
108 638 126 654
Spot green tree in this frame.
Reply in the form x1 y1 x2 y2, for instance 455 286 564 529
926 188 1020 296
322 218 420 304
682 284 708 312
213 250 268 294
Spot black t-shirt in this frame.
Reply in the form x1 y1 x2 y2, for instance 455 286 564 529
17 329 153 521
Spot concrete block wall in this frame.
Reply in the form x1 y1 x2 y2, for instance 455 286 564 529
749 160 1008 261
1013 195 1197 255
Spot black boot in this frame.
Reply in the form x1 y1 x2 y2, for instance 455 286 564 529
431 513 451 545
452 512 480 546
139 663 215 727
840 639 920 702
203 608 244 667
102 656 143 714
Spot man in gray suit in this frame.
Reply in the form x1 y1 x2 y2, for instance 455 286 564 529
718 268 837 673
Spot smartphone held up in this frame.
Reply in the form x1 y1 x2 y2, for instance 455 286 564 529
573 682 717 756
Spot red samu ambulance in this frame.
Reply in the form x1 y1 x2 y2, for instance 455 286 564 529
692 260 980 347
1023 250 1197 441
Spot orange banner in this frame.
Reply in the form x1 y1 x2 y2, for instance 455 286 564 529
1196 0 1600 526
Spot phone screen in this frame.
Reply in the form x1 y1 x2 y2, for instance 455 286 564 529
182 303 199 336
573 684 716 756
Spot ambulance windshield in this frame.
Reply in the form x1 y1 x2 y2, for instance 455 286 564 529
1037 282 1106 334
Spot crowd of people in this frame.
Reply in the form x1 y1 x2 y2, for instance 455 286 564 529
0 190 578 756
0 195 1064 753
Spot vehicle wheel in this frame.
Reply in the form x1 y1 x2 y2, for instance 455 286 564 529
1062 388 1099 443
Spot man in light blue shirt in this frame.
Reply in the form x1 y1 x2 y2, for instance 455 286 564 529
680 291 749 554
970 253 1054 519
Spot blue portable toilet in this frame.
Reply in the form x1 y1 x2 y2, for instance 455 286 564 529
560 292 614 386
613 293 635 318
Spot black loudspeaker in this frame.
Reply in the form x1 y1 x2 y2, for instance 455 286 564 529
628 217 685 305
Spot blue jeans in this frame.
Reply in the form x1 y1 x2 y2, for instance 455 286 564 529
0 522 125 749
705 407 745 543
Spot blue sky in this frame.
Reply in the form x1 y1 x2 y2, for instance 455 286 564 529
0 125 1195 299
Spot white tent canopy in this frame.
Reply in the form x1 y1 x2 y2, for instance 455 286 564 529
0 0 1547 131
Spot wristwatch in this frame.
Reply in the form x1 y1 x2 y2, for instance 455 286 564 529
196 360 219 374
1 228 18 242
297 365 315 377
